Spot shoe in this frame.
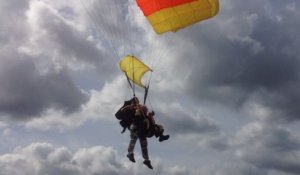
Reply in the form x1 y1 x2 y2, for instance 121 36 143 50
127 153 135 163
143 160 153 169
159 135 170 142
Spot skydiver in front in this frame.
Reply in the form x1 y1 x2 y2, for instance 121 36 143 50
126 97 153 169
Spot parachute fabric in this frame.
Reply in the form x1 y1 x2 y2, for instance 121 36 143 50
136 0 219 34
119 55 153 88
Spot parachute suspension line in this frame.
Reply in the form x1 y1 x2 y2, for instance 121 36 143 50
145 84 154 112
147 34 163 69
145 32 159 70
143 70 153 105
122 56 136 98
131 0 143 57
142 27 162 71
125 73 135 97
111 0 123 55
95 0 125 59
109 0 138 59
156 33 189 70
128 4 138 58
79 0 120 61
143 32 173 74
126 3 134 56
143 85 149 105
142 35 174 106
111 0 130 57
152 33 175 71
131 56 136 97
114 0 134 57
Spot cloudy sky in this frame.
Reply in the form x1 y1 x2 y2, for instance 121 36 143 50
1 0 300 174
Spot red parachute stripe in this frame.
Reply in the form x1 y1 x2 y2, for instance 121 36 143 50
137 0 197 16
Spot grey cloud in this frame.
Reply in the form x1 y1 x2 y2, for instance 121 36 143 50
218 162 268 175
169 0 300 121
37 6 101 63
0 1 100 120
0 0 29 46
165 115 219 136
0 48 89 120
0 0 28 21
0 0 28 11
235 121 300 175
29 1 117 80
201 136 229 151
196 120 300 175
157 105 220 136
166 166 191 175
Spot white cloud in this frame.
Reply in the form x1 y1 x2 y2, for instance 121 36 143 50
0 143 197 175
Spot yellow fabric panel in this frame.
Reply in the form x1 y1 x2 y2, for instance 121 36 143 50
119 55 152 88
208 0 219 16
146 0 219 34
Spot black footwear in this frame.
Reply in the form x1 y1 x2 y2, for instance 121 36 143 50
127 153 135 163
159 135 170 142
143 160 153 169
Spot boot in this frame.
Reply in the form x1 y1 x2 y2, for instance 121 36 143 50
127 153 135 163
159 135 170 142
143 160 153 169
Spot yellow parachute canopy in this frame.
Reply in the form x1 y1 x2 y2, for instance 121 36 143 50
119 55 153 88
136 0 220 34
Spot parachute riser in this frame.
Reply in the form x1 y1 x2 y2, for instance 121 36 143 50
125 74 149 105
143 85 150 105
124 73 135 97
125 72 149 105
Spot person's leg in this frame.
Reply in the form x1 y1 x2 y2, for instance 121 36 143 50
127 131 137 162
139 137 153 169
155 125 170 142
140 137 149 160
